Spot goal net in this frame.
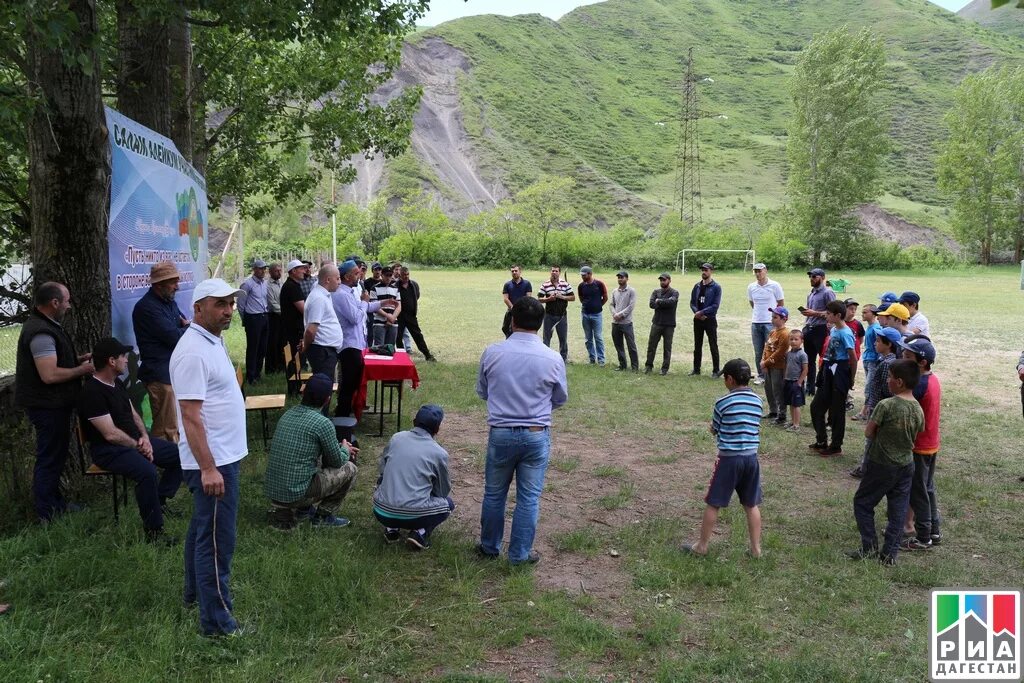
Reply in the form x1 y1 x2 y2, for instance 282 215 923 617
676 249 756 274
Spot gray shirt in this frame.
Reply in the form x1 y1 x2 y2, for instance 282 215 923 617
610 285 637 325
784 349 808 381
804 285 835 328
373 427 452 517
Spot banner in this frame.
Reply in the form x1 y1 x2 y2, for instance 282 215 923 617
105 106 208 351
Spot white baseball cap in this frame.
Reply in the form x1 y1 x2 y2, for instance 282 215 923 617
191 278 243 306
286 258 304 272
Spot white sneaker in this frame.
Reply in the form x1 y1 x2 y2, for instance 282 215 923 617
753 377 765 385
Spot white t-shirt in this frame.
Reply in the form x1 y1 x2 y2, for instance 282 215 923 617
170 323 248 470
747 279 785 324
907 311 930 338
304 284 344 350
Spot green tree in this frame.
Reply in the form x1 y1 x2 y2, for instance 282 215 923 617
937 67 1019 265
515 176 576 264
787 27 889 263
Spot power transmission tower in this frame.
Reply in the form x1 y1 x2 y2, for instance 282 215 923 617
675 48 720 226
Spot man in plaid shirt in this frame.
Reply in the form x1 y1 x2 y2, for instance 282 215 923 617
265 373 359 529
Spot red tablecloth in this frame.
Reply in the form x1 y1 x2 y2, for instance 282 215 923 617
354 349 420 420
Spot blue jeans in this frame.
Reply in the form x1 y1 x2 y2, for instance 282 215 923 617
581 312 605 364
91 438 182 531
750 323 772 378
862 360 879 402
26 407 73 521
183 461 241 636
479 427 551 562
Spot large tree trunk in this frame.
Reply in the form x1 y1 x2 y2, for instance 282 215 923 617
168 5 194 160
24 0 112 351
116 0 172 135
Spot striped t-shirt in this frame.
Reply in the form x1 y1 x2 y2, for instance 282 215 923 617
371 282 400 322
711 387 763 456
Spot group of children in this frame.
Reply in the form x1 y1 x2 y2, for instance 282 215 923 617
686 289 942 566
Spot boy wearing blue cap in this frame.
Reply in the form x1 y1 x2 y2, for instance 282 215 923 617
760 306 790 425
898 337 942 550
809 301 856 457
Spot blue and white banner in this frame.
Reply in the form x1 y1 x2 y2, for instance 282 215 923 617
105 106 208 349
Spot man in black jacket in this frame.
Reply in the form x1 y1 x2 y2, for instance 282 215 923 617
396 266 435 361
689 263 722 377
15 282 94 521
646 273 679 376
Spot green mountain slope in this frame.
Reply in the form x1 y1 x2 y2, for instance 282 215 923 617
958 0 1024 39
394 0 1024 228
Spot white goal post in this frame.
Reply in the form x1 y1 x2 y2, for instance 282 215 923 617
677 249 756 275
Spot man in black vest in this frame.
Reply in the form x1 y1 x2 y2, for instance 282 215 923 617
15 282 94 521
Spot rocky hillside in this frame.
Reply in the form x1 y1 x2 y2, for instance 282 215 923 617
341 0 1024 240
958 0 1024 39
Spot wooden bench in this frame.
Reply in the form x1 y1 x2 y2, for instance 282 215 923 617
283 344 313 395
74 423 129 521
236 366 286 445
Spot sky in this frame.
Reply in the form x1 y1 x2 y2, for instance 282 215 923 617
421 0 973 26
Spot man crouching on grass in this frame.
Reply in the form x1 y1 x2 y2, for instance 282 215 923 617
683 358 764 558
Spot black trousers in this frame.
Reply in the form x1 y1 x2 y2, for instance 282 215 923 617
646 323 675 371
335 347 364 419
803 325 827 393
910 452 941 541
242 312 268 382
853 460 913 559
611 322 638 369
265 312 283 374
810 359 851 448
693 316 720 372
501 310 513 338
397 315 432 358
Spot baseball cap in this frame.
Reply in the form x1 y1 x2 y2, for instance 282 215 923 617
897 336 936 363
303 373 335 403
301 259 313 266
844 298 859 306
616 269 629 277
149 260 181 284
286 259 304 272
700 262 714 270
413 404 445 434
898 291 920 305
879 291 898 307
191 278 243 306
877 303 910 322
752 262 766 271
92 337 133 366
770 306 789 318
876 327 903 347
580 265 593 275
807 267 826 277
252 258 267 269
339 259 359 276
658 272 671 279
371 261 383 271
381 266 393 275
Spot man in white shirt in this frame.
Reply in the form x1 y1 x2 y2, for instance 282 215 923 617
301 263 345 385
170 278 247 637
746 263 785 385
899 291 930 338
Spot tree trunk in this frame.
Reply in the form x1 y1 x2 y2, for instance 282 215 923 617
24 0 112 351
116 0 172 135
168 4 194 160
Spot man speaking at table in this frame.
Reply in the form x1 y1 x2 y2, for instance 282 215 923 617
476 297 568 565
332 259 382 420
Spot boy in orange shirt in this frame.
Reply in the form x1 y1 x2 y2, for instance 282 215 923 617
760 306 790 425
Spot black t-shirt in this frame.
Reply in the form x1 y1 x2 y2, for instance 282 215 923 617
77 376 141 446
280 278 305 336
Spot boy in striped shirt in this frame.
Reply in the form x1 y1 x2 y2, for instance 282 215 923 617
683 358 765 558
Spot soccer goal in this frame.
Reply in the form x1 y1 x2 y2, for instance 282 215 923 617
676 249 756 274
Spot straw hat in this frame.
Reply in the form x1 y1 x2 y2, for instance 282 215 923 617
150 260 181 284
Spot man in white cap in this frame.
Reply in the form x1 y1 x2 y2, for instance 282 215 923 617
746 263 785 385
238 258 269 385
133 259 190 441
280 259 309 385
170 278 247 637
302 263 345 409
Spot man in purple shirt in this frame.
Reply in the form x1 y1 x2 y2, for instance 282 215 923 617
476 297 568 565
332 260 382 420
238 258 269 384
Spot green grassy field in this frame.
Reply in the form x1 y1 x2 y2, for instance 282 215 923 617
1 266 1022 681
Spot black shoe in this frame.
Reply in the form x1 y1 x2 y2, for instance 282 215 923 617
879 554 897 566
689 369 700 376
711 370 722 378
145 529 180 546
845 547 878 561
819 446 844 458
901 537 932 551
644 367 653 374
808 441 827 451
406 530 430 551
930 534 942 547
425 355 437 362
509 550 541 566
383 529 402 544
762 412 778 421
660 369 668 376
848 466 864 479
474 543 499 560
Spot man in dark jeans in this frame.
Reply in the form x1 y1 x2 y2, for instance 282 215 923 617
800 267 835 396
537 265 575 361
238 258 269 384
689 262 722 377
396 266 436 361
15 281 94 521
646 273 679 376
501 265 532 338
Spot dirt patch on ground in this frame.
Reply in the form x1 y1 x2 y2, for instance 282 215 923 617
856 203 960 252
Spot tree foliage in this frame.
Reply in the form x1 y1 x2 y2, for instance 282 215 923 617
514 175 576 264
937 66 1024 264
787 26 889 263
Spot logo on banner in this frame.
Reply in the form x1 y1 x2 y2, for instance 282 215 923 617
177 187 204 261
931 589 1020 681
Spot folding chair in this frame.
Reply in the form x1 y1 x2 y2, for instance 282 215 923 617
283 344 312 396
74 422 129 521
